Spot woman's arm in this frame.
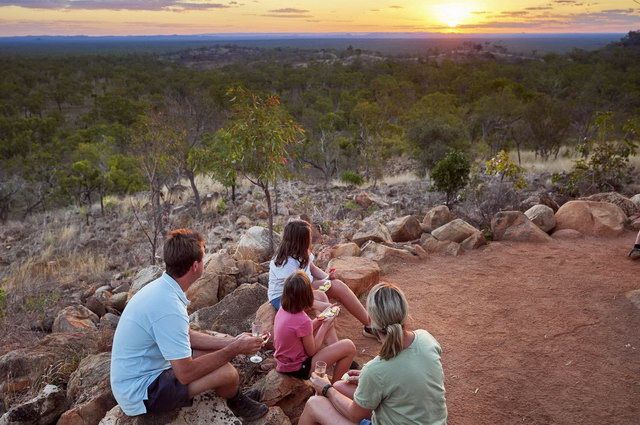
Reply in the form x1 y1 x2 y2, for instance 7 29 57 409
310 374 372 422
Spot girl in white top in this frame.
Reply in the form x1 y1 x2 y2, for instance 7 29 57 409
268 220 375 338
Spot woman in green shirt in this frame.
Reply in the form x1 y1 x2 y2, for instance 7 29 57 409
299 282 447 425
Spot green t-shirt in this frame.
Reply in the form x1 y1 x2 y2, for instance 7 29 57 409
354 329 447 425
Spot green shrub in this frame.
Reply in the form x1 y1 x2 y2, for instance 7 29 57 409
485 150 527 190
430 149 471 204
216 198 227 215
340 171 365 186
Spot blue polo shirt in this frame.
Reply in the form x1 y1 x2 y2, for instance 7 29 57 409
110 272 192 416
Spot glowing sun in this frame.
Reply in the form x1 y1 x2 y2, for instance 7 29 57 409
433 3 472 29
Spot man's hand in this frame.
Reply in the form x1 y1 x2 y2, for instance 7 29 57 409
228 333 262 356
310 372 332 394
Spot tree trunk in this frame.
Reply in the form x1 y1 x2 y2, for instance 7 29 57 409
187 170 201 215
100 193 105 216
263 183 274 256
274 179 279 216
516 143 522 165
231 183 236 202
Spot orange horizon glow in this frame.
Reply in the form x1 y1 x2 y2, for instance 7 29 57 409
0 1 638 36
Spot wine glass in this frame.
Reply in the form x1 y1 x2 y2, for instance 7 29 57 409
249 322 263 363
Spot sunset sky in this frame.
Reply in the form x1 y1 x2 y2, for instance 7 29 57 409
0 0 638 36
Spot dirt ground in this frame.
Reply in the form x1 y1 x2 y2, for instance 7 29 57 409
337 232 640 425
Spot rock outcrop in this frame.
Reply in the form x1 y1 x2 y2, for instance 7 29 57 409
234 227 281 263
0 384 68 425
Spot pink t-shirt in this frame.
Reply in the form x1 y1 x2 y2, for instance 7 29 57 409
273 308 313 372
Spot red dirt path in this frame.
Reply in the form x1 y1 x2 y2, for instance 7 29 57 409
337 232 640 425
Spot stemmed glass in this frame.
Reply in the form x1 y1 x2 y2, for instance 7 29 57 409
250 322 265 363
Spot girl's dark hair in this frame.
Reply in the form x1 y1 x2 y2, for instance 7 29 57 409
274 220 311 269
281 271 314 313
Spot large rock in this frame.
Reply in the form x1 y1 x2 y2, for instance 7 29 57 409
422 205 452 232
234 227 281 263
128 266 163 300
53 305 99 333
190 283 267 336
98 392 239 425
352 222 392 246
581 192 638 217
250 370 313 422
554 200 627 237
326 257 380 297
386 216 422 242
460 232 486 251
431 219 479 243
58 352 116 425
185 274 220 315
524 204 556 233
0 384 68 425
330 243 361 259
360 242 416 274
630 194 640 209
419 234 462 256
108 293 127 313
0 333 99 397
491 211 553 243
254 302 277 349
354 192 388 209
204 251 239 276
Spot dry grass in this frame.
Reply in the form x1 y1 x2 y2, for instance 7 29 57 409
509 149 640 174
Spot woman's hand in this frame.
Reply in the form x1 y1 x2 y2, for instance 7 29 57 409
310 372 332 394
327 267 336 280
345 369 361 384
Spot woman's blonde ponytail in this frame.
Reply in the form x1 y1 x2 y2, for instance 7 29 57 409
367 282 410 361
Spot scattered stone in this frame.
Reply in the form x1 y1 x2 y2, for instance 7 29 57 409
234 227 281 263
551 229 584 240
360 242 416 274
554 200 626 237
386 216 423 242
85 295 107 318
352 222 392 246
460 232 486 251
354 192 388 209
524 204 556 233
99 313 120 330
190 283 267 336
326 257 380 297
491 211 553 243
128 266 163 300
53 305 100 333
581 192 638 217
205 251 239 276
58 352 115 425
520 192 559 212
431 219 479 243
0 384 68 425
422 205 452 232
108 293 128 312
235 215 252 229
111 283 130 295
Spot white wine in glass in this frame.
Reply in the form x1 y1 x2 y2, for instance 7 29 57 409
249 322 263 363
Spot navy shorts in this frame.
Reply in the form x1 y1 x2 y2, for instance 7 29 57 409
281 356 312 380
144 368 192 414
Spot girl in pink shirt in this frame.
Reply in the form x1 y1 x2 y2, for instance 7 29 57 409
274 271 356 383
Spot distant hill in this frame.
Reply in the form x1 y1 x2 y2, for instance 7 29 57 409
0 33 623 56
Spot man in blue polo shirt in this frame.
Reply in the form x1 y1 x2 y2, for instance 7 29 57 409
110 229 268 420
